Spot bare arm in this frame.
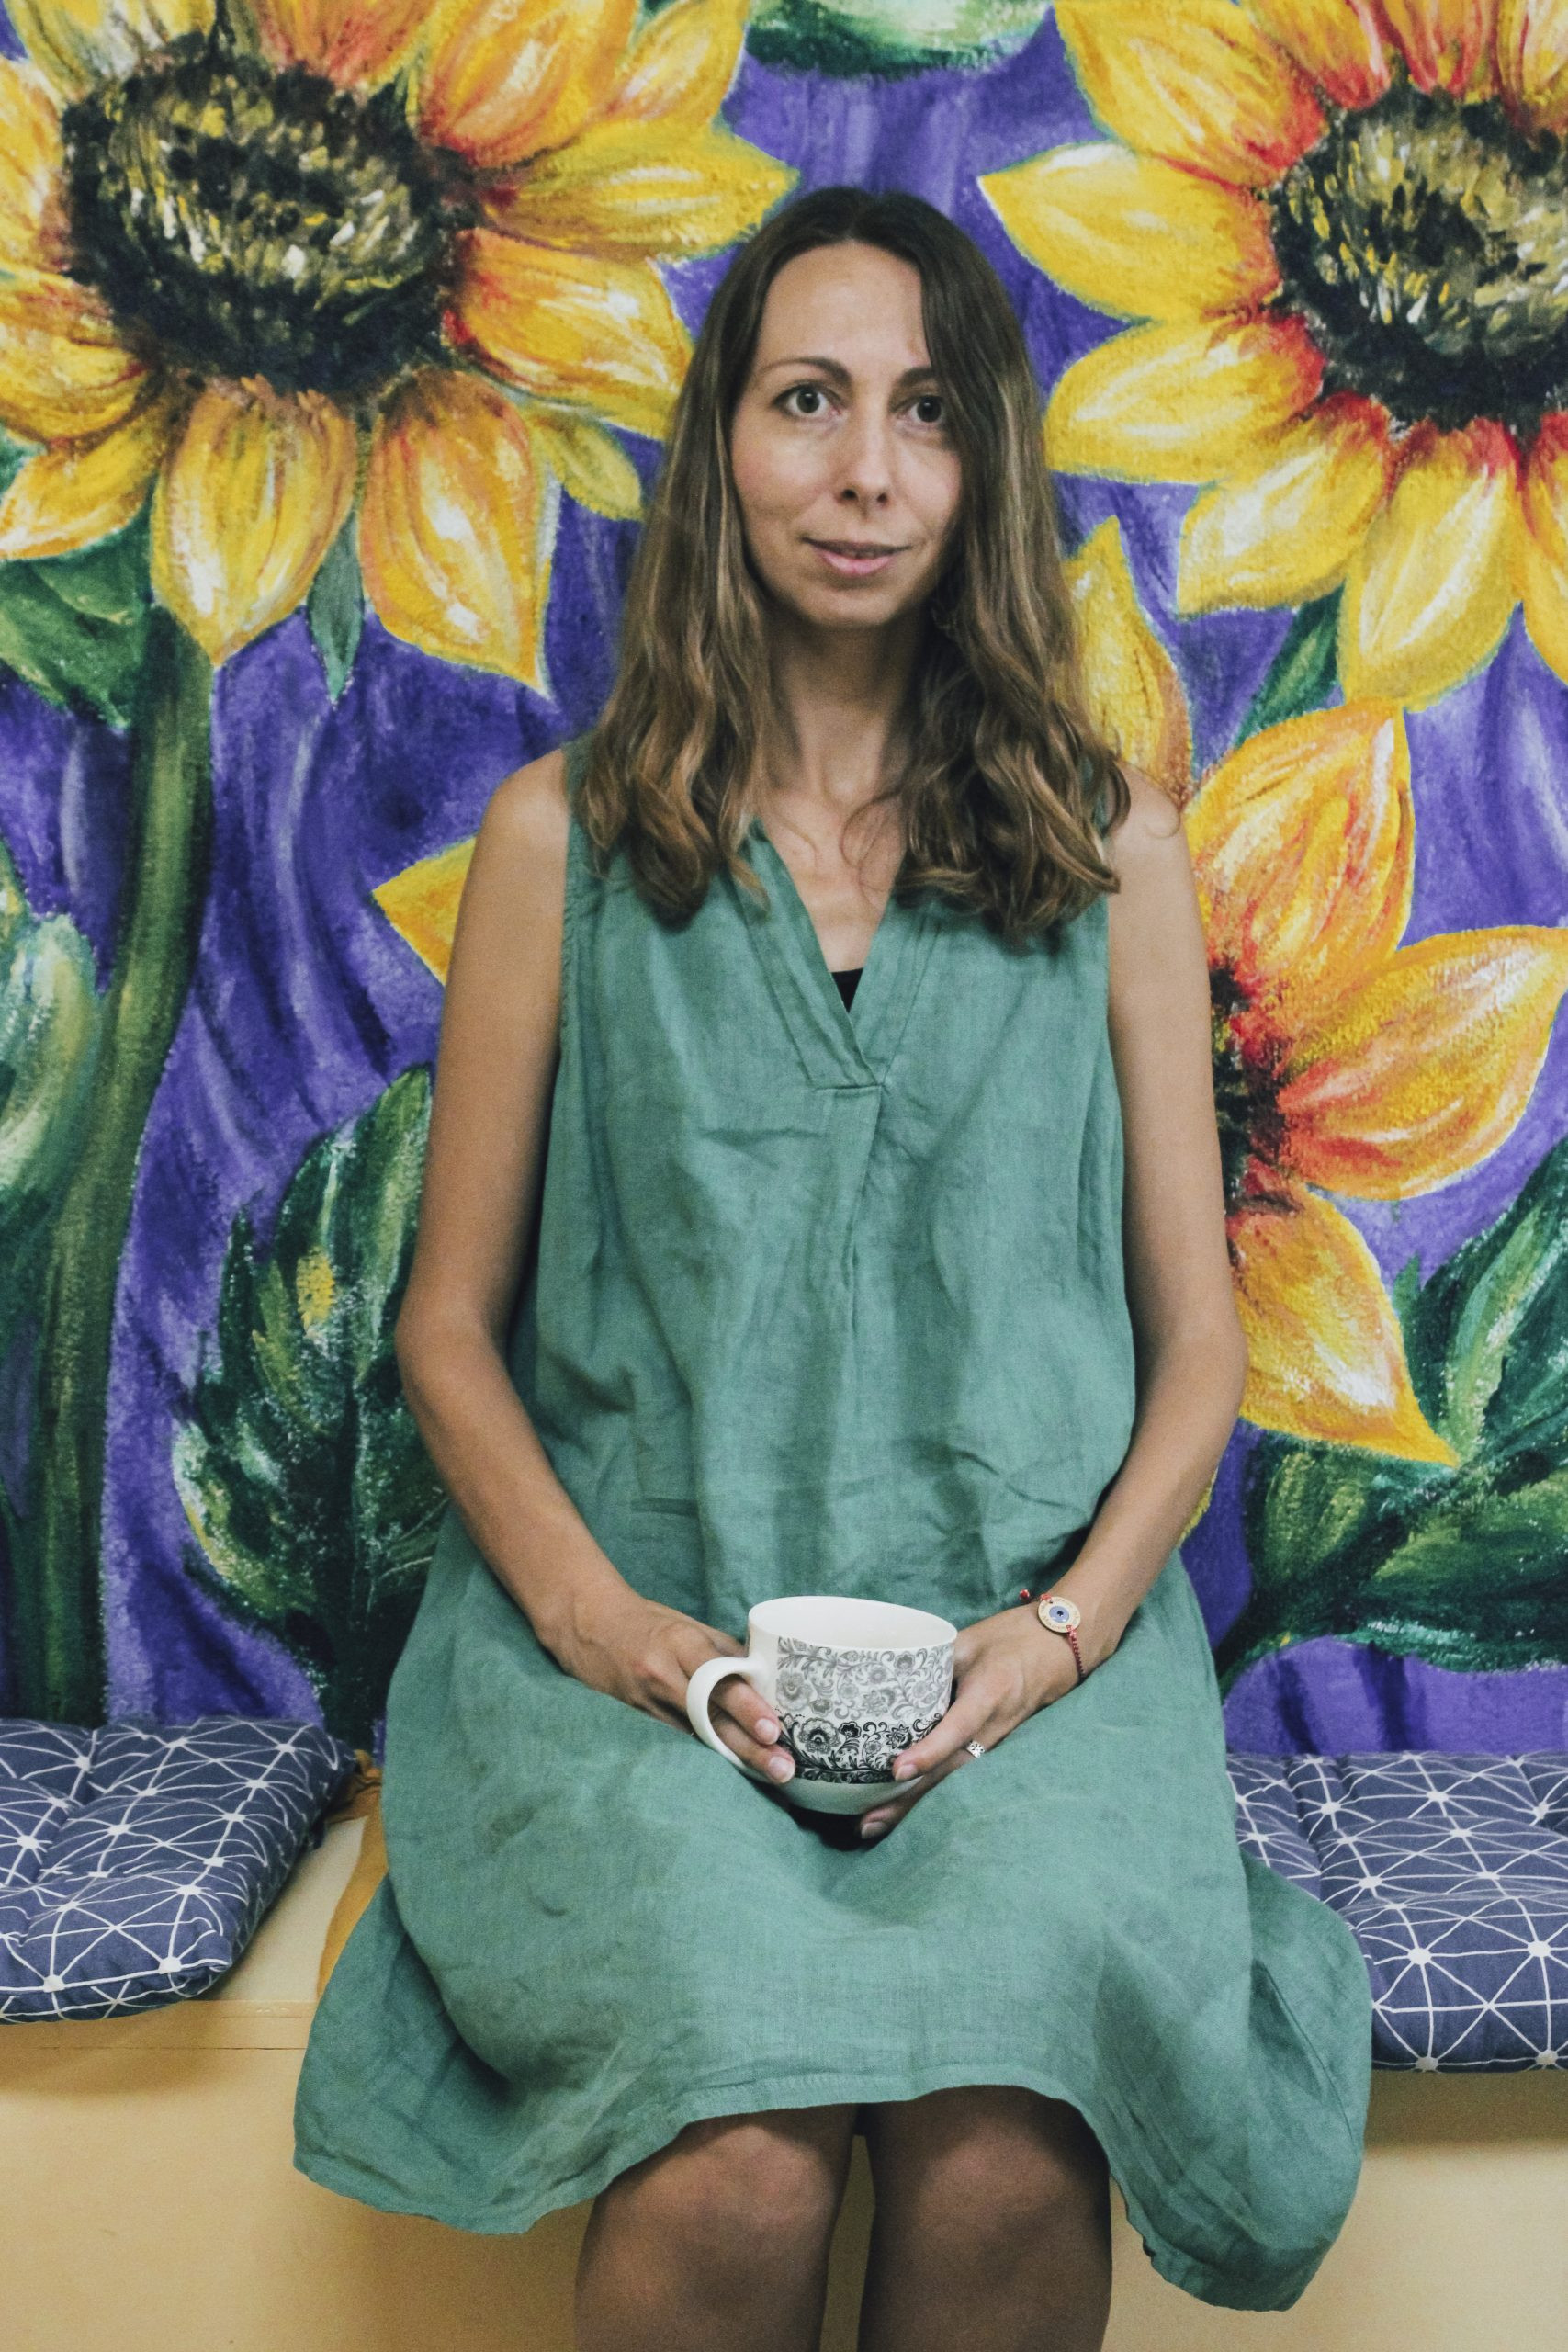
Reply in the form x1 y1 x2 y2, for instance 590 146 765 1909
393 753 855 1786
1051 766 1248 1671
393 747 628 1657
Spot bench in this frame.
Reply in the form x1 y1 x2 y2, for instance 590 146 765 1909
3 1723 1565 2350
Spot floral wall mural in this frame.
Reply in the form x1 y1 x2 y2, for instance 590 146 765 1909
0 0 1564 1761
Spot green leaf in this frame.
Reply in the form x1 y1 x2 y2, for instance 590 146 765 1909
1231 592 1340 748
305 513 363 703
0 832 104 1359
1218 1429 1441 1683
1221 1137 1568 1688
0 506 152 728
1246 1433 1434 1600
744 0 1051 74
1390 1249 1424 1337
1351 1465 1568 1668
0 425 30 501
30 511 153 624
1402 1129 1568 1465
172 1067 443 1746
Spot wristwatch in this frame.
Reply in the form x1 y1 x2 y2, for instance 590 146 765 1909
1033 1589 1085 1684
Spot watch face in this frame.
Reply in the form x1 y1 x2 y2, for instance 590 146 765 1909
1039 1595 1081 1632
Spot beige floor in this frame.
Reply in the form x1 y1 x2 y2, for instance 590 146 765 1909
2 1816 1564 2352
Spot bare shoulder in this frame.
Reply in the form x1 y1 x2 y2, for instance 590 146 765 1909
1101 762 1185 877
443 743 572 1012
479 743 571 883
1100 762 1206 1009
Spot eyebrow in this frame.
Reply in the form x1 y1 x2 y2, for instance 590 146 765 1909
759 356 941 388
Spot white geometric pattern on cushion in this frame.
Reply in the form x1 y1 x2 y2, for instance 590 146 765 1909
6 1724 1563 2058
0 1715 358 2020
1226 1751 1568 2073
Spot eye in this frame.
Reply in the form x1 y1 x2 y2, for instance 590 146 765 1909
779 382 834 417
774 383 950 427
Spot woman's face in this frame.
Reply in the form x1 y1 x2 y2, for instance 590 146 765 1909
728 241 963 633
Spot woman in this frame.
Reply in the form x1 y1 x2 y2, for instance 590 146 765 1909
293 186 1372 2348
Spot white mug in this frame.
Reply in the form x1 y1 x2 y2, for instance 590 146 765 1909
684 1594 957 1815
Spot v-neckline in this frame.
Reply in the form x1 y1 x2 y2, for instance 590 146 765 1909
739 816 939 1087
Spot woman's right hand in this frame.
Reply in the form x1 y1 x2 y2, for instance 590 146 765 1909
546 1576 797 1785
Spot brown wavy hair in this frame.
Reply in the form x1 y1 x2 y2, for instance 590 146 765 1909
573 183 1130 944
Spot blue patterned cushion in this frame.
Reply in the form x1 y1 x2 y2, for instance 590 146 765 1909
1227 1751 1568 2072
5 1724 1562 2060
0 1715 358 2020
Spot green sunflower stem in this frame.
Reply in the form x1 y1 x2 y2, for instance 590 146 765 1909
16 608 213 1723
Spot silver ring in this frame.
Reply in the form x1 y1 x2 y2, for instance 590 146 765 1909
964 1738 986 1758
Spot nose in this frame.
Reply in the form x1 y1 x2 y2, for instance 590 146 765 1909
831 404 896 506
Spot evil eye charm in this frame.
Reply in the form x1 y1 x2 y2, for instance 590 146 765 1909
1039 1594 1082 1633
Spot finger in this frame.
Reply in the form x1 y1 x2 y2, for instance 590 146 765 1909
715 1693 795 1781
862 1749 967 1833
889 1690 998 1782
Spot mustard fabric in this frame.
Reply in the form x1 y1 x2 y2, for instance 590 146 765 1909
293 732 1371 2309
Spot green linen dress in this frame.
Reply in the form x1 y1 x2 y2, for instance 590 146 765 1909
292 730 1372 2311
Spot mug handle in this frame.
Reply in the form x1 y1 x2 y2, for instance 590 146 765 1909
685 1654 771 1781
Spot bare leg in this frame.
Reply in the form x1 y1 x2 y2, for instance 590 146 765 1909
856 2085 1112 2352
575 2101 860 2352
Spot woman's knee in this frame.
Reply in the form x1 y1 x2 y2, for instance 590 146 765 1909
608 2104 856 2257
864 2085 1108 2234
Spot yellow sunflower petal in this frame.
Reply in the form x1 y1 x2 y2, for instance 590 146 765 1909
1045 313 1323 482
249 0 429 86
1186 701 1414 1024
979 142 1279 322
359 368 555 688
0 379 188 558
0 272 151 443
413 0 637 171
1518 414 1568 685
1053 0 1324 190
598 0 749 130
1280 927 1568 1197
149 379 358 667
1230 1188 1459 1463
452 228 689 441
1178 392 1395 612
0 60 71 277
1247 0 1393 107
1380 0 1495 97
521 404 642 518
1060 514 1191 799
6 0 211 100
1495 0 1568 131
485 119 795 258
1339 418 1523 707
373 838 475 984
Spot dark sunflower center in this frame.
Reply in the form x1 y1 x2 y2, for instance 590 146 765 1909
59 17 478 401
1269 56 1568 437
1210 965 1289 1218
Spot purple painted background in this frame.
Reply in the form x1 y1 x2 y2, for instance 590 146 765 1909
1 7 1564 1755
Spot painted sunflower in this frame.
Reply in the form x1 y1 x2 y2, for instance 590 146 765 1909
982 0 1568 709
1064 514 1568 1464
0 0 793 683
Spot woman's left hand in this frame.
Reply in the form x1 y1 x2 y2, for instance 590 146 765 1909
856 1605 1085 1841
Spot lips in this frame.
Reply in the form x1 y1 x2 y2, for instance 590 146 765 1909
807 538 907 578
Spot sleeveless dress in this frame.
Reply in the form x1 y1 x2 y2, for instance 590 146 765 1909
292 731 1372 2312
